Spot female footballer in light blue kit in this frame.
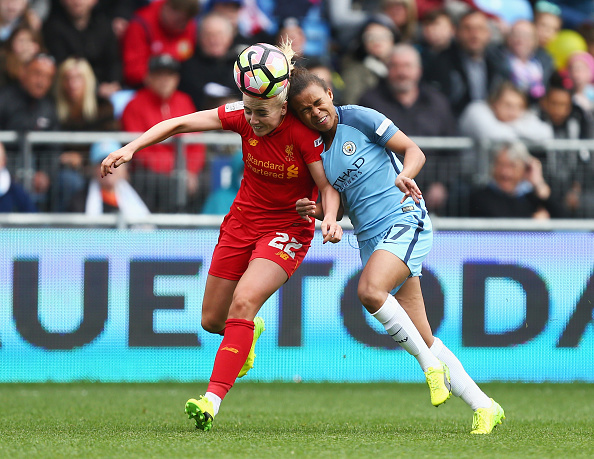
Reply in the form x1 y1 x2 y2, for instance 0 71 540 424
289 67 504 434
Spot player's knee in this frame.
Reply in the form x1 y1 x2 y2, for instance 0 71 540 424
228 295 257 320
201 315 225 334
357 281 384 311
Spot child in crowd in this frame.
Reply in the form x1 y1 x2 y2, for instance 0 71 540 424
567 51 594 114
533 0 562 50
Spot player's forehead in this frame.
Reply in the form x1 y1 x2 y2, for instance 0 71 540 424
294 83 327 106
243 95 275 112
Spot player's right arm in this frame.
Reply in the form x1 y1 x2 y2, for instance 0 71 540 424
385 130 425 204
101 109 222 177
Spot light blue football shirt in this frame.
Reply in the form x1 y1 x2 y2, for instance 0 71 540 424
322 105 428 241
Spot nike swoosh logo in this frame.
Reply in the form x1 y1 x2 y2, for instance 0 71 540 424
247 51 257 73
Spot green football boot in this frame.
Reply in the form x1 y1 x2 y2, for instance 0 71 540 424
470 399 505 434
185 396 215 431
424 362 452 407
238 317 265 378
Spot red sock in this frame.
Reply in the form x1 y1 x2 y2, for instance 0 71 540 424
207 318 254 399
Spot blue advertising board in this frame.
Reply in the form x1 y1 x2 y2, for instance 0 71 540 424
0 228 592 382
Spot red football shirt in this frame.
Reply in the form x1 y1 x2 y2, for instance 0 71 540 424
218 102 324 233
122 0 197 87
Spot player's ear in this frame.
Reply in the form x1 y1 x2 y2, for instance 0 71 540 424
281 100 288 116
327 87 334 101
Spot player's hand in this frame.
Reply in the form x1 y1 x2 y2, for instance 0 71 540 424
296 198 317 222
395 174 423 203
101 147 134 178
321 218 343 244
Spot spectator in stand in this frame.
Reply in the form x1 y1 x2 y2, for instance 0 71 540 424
42 0 121 100
567 51 594 115
459 81 553 183
203 0 246 52
359 43 457 139
423 9 503 116
459 80 554 144
53 57 118 210
67 139 150 217
537 75 594 217
0 53 58 211
0 23 44 86
469 142 562 218
533 1 562 50
122 0 199 88
0 141 37 212
495 19 554 103
0 53 57 131
359 43 457 140
358 43 459 215
203 0 273 52
55 57 117 132
380 0 419 43
178 12 239 111
417 8 455 71
0 0 41 44
122 54 206 213
538 74 593 146
341 14 399 105
49 0 149 39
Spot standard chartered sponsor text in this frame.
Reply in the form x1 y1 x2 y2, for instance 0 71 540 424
247 153 285 178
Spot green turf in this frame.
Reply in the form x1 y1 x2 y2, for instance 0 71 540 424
0 382 592 458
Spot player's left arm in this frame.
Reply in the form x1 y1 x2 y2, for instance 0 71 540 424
306 160 343 244
385 130 426 204
295 197 345 223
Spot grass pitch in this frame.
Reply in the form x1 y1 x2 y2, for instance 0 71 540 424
0 382 592 458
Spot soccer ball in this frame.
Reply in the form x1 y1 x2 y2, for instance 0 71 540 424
233 43 290 99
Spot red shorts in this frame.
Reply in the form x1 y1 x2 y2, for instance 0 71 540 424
209 213 313 281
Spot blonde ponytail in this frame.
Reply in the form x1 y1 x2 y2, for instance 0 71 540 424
277 38 296 75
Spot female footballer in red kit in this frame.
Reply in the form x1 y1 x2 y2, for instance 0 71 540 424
100 43 342 431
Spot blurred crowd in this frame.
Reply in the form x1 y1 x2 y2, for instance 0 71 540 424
0 0 593 219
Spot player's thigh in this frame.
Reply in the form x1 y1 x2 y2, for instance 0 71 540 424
395 276 434 346
358 249 411 309
201 274 238 333
228 227 312 319
228 258 288 320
